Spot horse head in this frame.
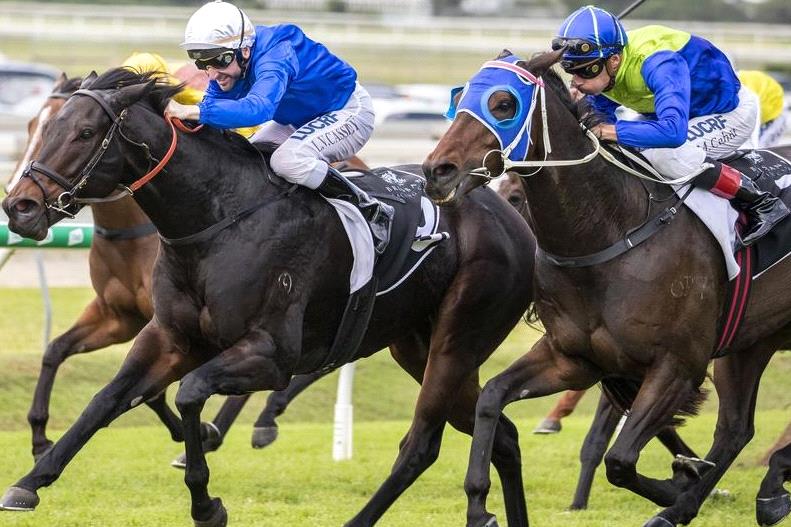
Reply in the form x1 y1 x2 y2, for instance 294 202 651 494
423 48 569 206
5 73 83 195
1 68 170 240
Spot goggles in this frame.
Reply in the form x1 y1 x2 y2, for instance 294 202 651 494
560 58 606 80
188 49 236 70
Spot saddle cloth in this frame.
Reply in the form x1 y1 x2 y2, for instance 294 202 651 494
326 165 447 293
674 149 791 280
610 146 791 280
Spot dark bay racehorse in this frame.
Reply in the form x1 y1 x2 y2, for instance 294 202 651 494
424 50 791 527
9 74 370 462
1 68 535 527
492 172 698 512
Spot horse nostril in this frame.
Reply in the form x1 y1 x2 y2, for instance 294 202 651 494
433 163 457 180
13 199 38 214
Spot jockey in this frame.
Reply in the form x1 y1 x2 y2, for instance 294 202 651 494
123 52 260 138
553 5 789 246
165 0 393 254
738 70 789 148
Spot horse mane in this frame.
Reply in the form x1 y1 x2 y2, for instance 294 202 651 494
83 67 263 160
57 75 83 94
522 52 604 129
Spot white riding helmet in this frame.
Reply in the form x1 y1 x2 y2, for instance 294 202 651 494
181 0 255 51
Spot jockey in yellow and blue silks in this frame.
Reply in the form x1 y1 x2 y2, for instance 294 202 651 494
165 0 392 254
553 5 789 247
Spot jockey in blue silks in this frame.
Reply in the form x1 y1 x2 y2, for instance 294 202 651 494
551 4 789 246
165 0 393 254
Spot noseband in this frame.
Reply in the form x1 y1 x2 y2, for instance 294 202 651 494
21 89 129 218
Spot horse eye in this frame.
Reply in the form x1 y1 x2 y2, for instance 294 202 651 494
79 128 94 139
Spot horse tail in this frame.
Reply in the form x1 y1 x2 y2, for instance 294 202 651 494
600 377 708 427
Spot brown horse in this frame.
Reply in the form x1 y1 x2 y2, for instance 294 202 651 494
424 50 791 527
9 74 375 462
491 173 697 512
1 68 535 527
6 74 181 459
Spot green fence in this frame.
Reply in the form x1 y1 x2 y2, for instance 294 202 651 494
0 222 93 248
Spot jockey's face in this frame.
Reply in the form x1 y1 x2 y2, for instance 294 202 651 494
206 47 251 92
570 54 620 96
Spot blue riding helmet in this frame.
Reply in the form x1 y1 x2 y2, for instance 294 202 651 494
554 5 627 61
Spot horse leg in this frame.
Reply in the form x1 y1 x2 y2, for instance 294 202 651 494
170 395 252 470
465 337 599 527
174 327 292 527
569 391 622 510
600 356 706 508
0 324 196 511
346 331 525 527
252 370 329 448
27 298 147 459
642 346 774 527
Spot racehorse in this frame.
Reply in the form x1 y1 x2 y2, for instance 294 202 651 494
492 173 697 512
9 73 369 462
1 68 535 527
424 49 791 527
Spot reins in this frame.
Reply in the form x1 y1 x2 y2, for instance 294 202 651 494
21 87 203 217
466 60 699 267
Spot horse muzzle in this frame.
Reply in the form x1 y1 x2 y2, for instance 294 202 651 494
1 194 50 241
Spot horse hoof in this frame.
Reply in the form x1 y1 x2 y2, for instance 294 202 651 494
671 455 715 481
251 426 279 449
0 487 39 511
642 515 675 527
170 452 187 470
756 493 791 526
194 498 227 527
200 422 222 453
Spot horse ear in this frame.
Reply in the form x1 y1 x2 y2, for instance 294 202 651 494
113 79 156 108
496 49 513 60
520 48 565 77
53 72 68 90
80 71 98 89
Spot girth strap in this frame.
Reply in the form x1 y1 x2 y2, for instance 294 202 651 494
540 186 693 268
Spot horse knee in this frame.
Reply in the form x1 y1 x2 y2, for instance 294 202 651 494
604 451 636 488
476 381 508 421
175 378 211 415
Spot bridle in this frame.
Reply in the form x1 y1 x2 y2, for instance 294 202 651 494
20 88 200 218
467 61 701 187
466 61 601 185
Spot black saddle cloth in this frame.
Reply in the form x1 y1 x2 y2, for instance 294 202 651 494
342 164 439 292
723 149 791 277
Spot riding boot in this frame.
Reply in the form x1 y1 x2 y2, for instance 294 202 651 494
692 161 790 247
317 167 394 255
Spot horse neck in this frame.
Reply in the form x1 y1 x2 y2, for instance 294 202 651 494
90 197 151 230
520 90 648 257
123 110 274 240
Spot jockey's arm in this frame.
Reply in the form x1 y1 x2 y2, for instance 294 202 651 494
614 51 691 149
198 43 298 129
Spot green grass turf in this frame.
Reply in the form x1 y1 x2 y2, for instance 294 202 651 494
1 287 791 525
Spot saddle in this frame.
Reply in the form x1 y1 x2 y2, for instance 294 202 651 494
319 164 448 371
